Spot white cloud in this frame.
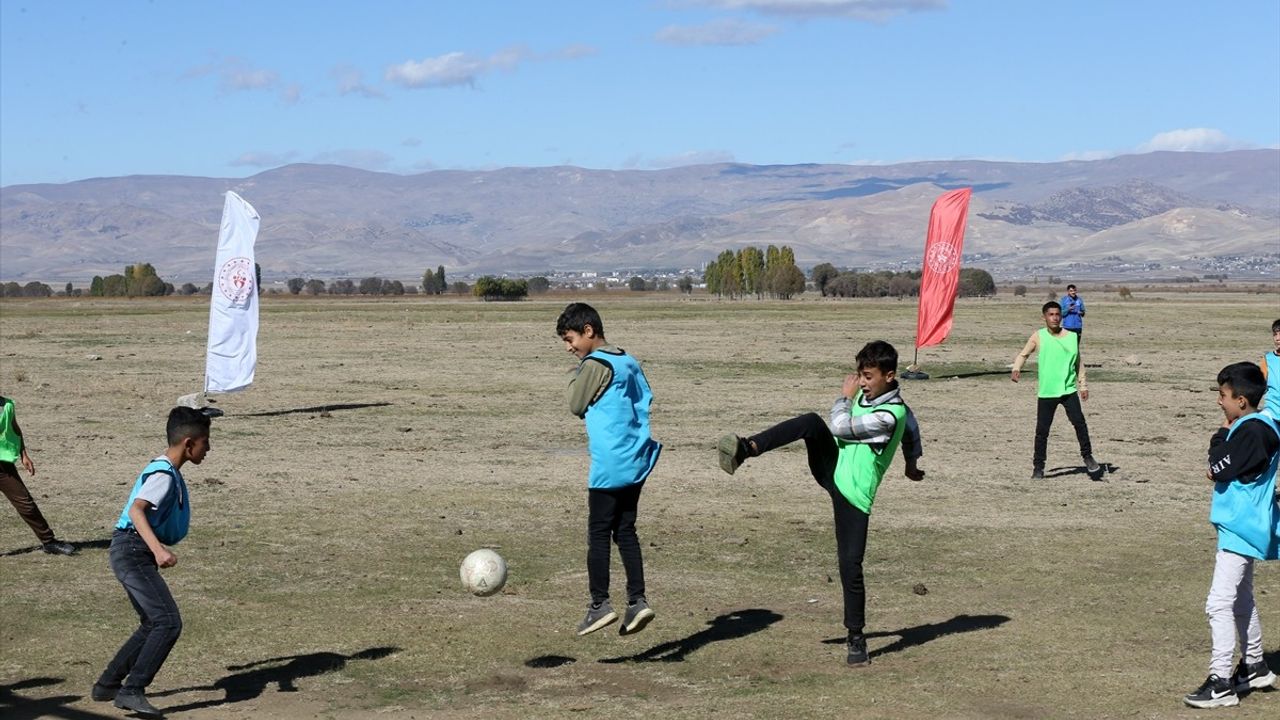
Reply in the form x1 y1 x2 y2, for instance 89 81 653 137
279 83 302 105
646 149 736 168
182 56 294 97
385 47 529 89
1137 128 1252 153
332 65 385 98
384 44 591 89
686 0 947 22
230 151 299 168
1059 149 1116 162
311 149 395 171
656 18 779 46
402 137 423 147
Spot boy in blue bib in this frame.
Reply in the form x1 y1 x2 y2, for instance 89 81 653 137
93 407 212 717
1260 318 1280 418
557 303 662 637
1183 362 1280 708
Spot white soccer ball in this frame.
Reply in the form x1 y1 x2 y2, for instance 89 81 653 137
460 549 507 597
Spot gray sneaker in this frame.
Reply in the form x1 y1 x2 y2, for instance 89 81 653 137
620 597 655 635
718 434 749 475
1084 456 1101 475
576 601 617 636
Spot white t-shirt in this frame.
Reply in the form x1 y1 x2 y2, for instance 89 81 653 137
135 456 175 509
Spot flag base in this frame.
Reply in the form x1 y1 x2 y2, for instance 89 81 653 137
900 370 930 380
176 392 225 418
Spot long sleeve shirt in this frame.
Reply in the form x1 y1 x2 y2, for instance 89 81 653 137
1208 419 1280 483
829 384 922 460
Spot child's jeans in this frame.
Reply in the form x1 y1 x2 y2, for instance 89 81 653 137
98 529 183 691
1205 549 1264 678
749 412 870 636
587 482 646 605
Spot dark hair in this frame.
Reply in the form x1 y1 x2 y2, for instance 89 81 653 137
555 302 604 338
855 340 898 373
167 406 211 446
1042 301 1061 314
1272 318 1280 334
1217 362 1266 408
1066 284 1077 291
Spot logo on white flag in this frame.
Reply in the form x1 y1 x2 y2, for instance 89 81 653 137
217 257 255 304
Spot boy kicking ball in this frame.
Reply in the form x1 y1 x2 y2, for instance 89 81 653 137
717 340 923 666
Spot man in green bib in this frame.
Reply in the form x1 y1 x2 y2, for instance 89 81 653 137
1011 301 1101 480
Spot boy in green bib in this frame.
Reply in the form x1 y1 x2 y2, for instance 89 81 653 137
1011 301 1101 480
717 341 923 666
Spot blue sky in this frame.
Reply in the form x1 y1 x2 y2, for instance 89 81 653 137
2 0 1277 186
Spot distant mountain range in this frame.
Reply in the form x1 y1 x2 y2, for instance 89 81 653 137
1 150 1277 282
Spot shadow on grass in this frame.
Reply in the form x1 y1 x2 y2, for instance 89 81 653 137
822 613 1010 658
0 677 115 720
1045 462 1118 481
1 538 112 558
597 608 783 664
152 646 398 713
241 402 391 418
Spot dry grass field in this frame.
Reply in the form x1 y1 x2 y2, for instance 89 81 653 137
2 289 1278 719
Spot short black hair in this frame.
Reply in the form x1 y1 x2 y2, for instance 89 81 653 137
1217 362 1266 408
1042 300 1061 314
556 302 604 338
167 406 211 446
855 340 898 374
1272 318 1280 334
1066 284 1077 291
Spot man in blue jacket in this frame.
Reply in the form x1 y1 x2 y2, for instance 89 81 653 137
1060 284 1085 341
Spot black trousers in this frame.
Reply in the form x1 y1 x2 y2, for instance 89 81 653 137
99 530 183 691
586 482 646 605
750 413 870 635
1034 393 1093 470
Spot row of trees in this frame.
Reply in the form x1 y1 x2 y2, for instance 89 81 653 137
809 265 995 298
473 276 528 301
704 245 807 299
89 263 175 297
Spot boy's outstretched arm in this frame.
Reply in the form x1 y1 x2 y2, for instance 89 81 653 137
1206 421 1279 483
128 499 177 568
1010 332 1039 382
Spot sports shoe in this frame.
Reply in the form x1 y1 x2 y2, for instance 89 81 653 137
718 434 750 475
1232 659 1277 693
114 688 164 717
1084 456 1101 475
1030 468 1044 480
90 682 119 701
576 601 618 636
846 634 870 667
41 540 77 556
1183 674 1239 708
620 597 655 635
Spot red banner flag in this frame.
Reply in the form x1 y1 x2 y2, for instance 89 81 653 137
915 187 972 349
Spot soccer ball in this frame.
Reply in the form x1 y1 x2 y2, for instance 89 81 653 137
460 549 507 597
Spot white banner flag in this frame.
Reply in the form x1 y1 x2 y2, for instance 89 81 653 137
204 191 260 394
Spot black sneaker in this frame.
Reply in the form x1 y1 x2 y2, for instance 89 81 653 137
1084 456 1101 475
717 434 750 475
576 601 618 636
620 597 655 635
846 634 870 667
90 682 119 701
41 540 77 556
1183 674 1239 708
1030 468 1044 480
114 688 164 717
1232 659 1277 693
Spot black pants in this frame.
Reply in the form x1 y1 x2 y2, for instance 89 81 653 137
98 530 183 691
1034 393 1093 470
587 482 646 605
0 461 55 544
750 413 870 635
